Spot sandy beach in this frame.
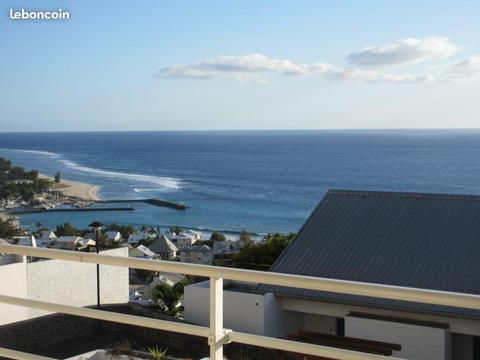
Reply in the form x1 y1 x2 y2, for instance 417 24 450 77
39 174 102 201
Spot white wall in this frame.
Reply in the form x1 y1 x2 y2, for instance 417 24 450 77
346 315 451 360
184 281 266 335
280 297 480 337
0 248 129 324
185 282 340 338
184 282 478 360
0 261 29 325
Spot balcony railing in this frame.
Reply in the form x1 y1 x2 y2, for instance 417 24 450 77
0 244 479 360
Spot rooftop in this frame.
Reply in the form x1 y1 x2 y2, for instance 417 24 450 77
260 189 480 318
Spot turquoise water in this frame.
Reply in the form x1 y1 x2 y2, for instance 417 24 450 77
1 130 480 234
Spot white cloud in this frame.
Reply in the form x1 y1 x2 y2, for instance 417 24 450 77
156 54 433 84
327 68 433 83
348 37 457 67
156 53 307 82
446 56 480 80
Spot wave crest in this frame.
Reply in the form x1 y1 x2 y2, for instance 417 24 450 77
59 159 181 190
0 147 181 190
0 148 60 158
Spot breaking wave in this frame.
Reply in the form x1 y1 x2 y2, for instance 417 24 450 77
0 148 60 158
0 147 181 190
59 159 181 190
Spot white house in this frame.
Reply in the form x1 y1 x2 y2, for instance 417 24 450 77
147 234 178 259
127 232 156 246
16 235 53 248
185 190 480 360
52 236 85 250
173 232 198 250
105 231 122 243
74 238 96 248
179 245 213 265
183 230 201 241
129 244 156 259
37 230 57 243
213 239 243 255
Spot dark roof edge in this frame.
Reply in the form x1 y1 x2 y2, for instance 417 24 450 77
327 189 480 202
272 292 480 321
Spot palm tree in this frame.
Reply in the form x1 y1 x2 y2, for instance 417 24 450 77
151 280 189 317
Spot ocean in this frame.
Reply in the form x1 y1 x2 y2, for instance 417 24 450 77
1 130 480 235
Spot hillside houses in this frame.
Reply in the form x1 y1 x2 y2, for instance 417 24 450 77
127 231 157 246
37 230 57 243
179 244 213 265
147 234 178 259
213 239 243 255
105 231 122 243
10 224 242 266
170 231 198 249
129 244 156 259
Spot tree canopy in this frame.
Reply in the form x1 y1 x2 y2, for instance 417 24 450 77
210 231 226 242
233 232 296 270
0 217 22 240
0 157 49 202
55 222 81 236
239 230 253 244
106 222 135 239
151 279 191 317
169 225 183 235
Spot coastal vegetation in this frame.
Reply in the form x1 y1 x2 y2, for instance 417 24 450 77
210 231 226 242
55 222 81 236
239 230 253 244
233 232 296 270
151 278 191 317
0 217 22 239
0 157 50 203
169 225 183 234
106 222 135 239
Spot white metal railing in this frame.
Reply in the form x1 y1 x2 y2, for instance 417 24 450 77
0 244 479 360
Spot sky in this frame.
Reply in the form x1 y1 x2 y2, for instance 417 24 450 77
1 0 479 131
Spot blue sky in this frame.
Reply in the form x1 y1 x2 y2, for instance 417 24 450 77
1 1 479 131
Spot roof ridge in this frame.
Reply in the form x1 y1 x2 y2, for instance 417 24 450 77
327 189 480 202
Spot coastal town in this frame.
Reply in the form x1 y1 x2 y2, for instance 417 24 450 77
0 156 290 318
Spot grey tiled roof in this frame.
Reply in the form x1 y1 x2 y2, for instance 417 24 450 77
148 234 178 254
258 190 480 319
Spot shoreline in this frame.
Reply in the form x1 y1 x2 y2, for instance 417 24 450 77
39 173 102 202
1 175 102 226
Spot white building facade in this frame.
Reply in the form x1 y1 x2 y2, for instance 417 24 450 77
184 280 480 360
0 247 129 325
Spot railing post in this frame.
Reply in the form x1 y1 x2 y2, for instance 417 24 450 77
209 276 224 360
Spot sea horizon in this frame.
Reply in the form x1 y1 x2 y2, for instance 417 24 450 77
1 128 480 134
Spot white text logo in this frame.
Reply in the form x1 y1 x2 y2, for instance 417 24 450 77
10 9 70 20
